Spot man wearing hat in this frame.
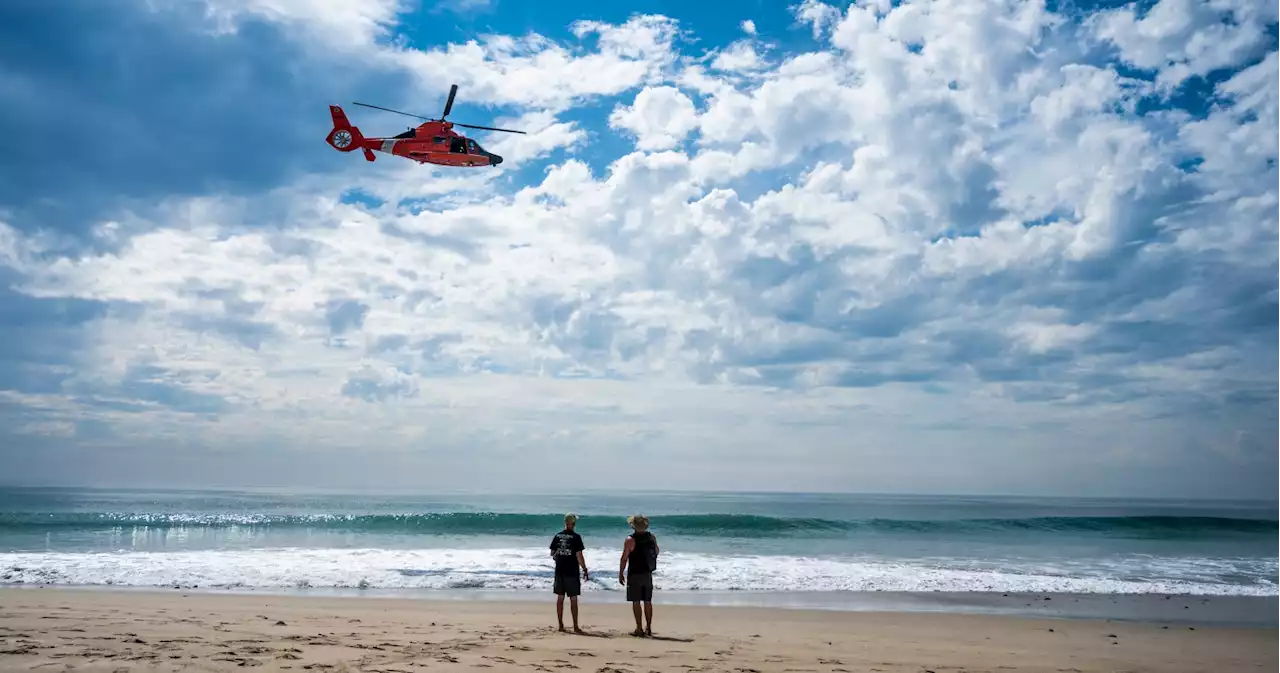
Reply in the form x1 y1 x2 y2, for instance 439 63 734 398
549 513 589 633
619 514 659 637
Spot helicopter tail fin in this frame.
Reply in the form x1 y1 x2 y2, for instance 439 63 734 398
326 105 376 161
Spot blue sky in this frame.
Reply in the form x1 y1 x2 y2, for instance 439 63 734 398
0 0 1275 499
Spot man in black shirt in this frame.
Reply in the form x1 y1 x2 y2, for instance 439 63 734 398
549 513 589 633
619 514 659 637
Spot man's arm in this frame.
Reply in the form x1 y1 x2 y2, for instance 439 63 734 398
618 537 634 584
576 550 589 579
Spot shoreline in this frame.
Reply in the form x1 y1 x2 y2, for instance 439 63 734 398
5 583 1276 628
0 587 1274 672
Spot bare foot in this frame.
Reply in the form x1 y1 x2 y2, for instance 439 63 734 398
558 625 567 633
645 628 652 637
573 627 585 634
631 628 645 637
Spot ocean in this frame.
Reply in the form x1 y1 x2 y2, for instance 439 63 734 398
0 488 1275 601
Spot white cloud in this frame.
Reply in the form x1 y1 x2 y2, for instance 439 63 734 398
608 86 700 150
794 0 844 39
189 0 406 51
1 0 1275 495
741 19 757 35
1089 0 1277 90
1008 321 1100 355
479 110 589 165
386 15 680 113
711 41 766 72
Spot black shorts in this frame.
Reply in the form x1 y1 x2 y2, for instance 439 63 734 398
553 569 581 597
625 571 653 602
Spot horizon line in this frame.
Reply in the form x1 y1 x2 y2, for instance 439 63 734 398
0 482 1275 504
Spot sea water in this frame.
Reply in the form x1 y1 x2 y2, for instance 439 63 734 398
0 487 1275 598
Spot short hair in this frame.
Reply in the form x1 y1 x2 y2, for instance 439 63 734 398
627 514 649 530
564 513 578 524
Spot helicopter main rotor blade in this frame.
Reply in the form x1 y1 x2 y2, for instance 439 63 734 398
442 84 458 119
352 102 434 121
453 121 527 134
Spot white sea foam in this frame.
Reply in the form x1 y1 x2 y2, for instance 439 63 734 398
1 548 1274 596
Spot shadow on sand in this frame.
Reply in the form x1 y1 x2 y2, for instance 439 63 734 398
569 630 613 638
635 634 694 642
559 627 693 642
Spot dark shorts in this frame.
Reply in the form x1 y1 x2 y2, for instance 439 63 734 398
625 571 653 602
553 569 581 597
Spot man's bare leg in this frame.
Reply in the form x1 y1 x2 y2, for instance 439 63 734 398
570 596 583 633
556 593 566 632
643 601 653 636
630 601 644 636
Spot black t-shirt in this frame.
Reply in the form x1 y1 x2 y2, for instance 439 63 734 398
627 531 656 575
550 529 585 573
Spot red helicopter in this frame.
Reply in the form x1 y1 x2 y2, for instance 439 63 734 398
325 84 525 167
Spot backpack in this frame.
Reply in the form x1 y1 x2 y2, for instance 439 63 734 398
635 532 659 572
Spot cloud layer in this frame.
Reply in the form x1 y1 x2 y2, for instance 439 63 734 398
0 0 1275 498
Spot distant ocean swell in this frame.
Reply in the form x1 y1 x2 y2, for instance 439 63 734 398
0 512 1273 538
1 549 1274 596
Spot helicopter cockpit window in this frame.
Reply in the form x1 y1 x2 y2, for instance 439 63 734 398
433 136 446 144
467 140 478 154
450 137 467 154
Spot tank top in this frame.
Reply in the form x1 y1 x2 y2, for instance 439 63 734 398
628 531 656 575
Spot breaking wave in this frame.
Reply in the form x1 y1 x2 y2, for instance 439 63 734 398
0 512 1272 539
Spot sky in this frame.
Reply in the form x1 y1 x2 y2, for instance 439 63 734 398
0 0 1275 499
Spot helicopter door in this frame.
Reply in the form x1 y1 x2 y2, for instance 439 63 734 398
450 137 467 154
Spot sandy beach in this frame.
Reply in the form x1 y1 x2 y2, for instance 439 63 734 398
0 588 1274 672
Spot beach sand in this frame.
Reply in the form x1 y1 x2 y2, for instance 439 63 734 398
0 588 1274 672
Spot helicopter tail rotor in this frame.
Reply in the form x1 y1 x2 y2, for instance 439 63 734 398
326 105 375 162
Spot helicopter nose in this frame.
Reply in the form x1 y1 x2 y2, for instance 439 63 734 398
489 153 503 165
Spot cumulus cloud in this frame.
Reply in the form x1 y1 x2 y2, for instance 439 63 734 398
1089 0 1278 90
608 86 700 150
0 0 1274 497
711 42 767 73
386 15 681 113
